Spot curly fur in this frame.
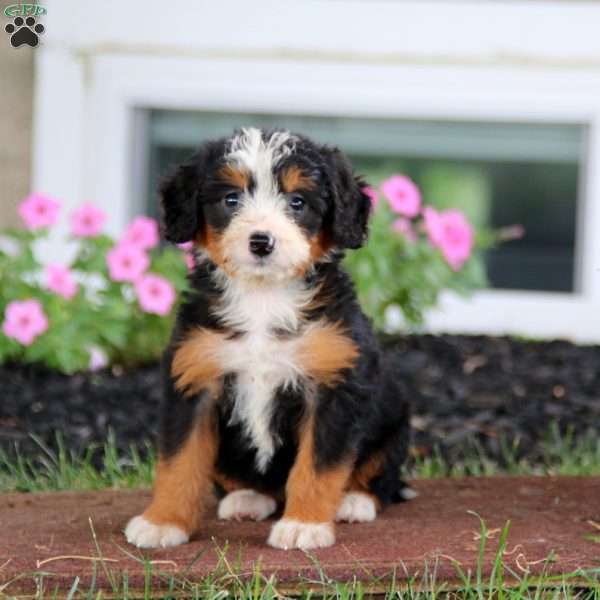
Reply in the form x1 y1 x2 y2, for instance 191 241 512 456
125 128 412 551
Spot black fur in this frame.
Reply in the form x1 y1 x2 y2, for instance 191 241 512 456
158 129 411 510
160 261 411 506
160 138 230 243
320 146 371 249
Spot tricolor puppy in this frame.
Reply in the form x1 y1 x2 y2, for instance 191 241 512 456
125 128 412 551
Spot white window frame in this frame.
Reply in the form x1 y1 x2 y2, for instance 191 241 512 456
32 0 600 342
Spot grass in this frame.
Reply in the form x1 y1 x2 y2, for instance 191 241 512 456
2 425 600 494
412 425 600 479
0 431 156 494
2 428 600 598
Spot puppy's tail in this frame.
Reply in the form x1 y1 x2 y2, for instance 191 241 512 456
377 349 417 504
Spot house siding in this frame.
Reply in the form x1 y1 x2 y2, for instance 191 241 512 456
0 41 33 226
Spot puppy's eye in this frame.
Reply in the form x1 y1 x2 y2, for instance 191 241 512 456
224 192 240 208
289 194 305 211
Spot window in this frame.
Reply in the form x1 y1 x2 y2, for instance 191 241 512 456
141 110 585 294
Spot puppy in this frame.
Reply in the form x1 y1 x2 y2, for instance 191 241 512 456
125 127 411 550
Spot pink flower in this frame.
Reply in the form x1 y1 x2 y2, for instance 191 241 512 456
88 347 108 371
18 193 61 230
70 203 107 238
46 264 78 300
423 206 444 246
381 175 421 217
177 242 195 270
135 274 176 316
423 206 474 271
363 186 379 209
184 253 195 271
122 216 160 249
106 243 149 282
392 218 417 243
2 299 48 346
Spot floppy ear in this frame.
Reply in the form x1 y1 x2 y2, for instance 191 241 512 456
159 156 204 244
321 147 371 250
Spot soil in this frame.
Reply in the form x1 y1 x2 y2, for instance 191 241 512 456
2 477 600 595
1 334 599 466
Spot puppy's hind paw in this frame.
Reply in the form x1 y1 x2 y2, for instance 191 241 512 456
217 489 277 521
267 518 335 550
125 515 189 549
335 492 377 523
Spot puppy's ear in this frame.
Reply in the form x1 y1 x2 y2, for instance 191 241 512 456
159 154 205 244
321 147 371 249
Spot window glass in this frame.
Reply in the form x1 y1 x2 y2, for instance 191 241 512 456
144 110 584 293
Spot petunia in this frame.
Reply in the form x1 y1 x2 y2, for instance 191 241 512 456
106 243 149 282
423 206 474 271
135 274 176 316
18 193 61 230
392 218 417 243
122 216 160 249
71 203 107 238
46 264 78 300
88 346 108 371
362 186 379 209
184 253 194 271
177 242 195 270
381 175 421 218
2 299 48 346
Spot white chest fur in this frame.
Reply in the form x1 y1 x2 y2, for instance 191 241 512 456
213 276 313 471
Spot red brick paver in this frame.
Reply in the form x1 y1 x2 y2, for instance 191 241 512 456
1 477 600 595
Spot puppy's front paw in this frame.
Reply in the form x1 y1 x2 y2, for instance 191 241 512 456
218 489 277 521
267 518 334 550
125 515 189 549
335 492 377 523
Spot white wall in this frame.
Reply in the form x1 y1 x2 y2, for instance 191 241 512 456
33 0 600 341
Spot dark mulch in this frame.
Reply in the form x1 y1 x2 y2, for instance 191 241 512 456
386 334 600 465
1 334 599 466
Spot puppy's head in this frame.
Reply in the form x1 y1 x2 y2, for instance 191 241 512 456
160 127 371 283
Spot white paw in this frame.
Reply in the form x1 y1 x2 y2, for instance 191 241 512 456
400 486 418 500
125 515 189 549
335 492 377 523
267 518 335 550
217 489 277 522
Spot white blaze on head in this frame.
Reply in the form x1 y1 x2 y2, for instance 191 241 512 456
221 128 311 282
227 127 296 196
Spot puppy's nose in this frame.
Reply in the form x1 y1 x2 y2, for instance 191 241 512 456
249 231 275 257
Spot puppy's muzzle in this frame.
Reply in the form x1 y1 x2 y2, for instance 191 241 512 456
249 231 275 258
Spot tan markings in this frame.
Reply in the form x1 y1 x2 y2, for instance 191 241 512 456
171 328 225 396
283 417 352 523
280 165 316 193
198 226 233 273
217 164 251 190
143 414 217 535
309 232 332 262
348 451 385 509
213 471 245 494
294 233 333 277
350 451 385 490
296 321 359 386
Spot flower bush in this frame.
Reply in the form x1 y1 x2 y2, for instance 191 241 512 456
345 174 492 329
0 194 190 374
1 179 510 373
